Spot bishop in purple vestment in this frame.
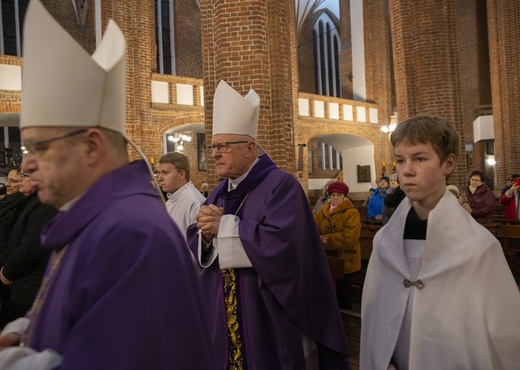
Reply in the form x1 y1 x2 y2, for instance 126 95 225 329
188 81 350 369
0 2 213 368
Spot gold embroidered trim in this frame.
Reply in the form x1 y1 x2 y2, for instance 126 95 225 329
223 268 244 369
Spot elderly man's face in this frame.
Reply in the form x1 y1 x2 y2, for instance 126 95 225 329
19 170 37 196
21 127 86 208
210 134 255 179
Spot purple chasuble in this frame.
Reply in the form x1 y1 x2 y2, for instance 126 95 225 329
29 160 213 370
188 154 350 370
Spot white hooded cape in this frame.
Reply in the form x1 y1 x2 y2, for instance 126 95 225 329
361 190 520 369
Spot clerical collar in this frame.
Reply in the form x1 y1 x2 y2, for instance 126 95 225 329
60 196 80 211
228 157 260 191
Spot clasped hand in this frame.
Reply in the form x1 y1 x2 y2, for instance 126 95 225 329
196 205 224 242
0 333 20 348
0 268 12 286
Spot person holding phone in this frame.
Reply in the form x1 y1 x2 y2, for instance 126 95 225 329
500 173 520 220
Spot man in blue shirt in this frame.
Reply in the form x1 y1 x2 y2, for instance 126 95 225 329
368 176 389 221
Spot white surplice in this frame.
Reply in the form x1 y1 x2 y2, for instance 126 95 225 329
361 190 520 370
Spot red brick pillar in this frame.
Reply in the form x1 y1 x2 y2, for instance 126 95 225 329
364 0 395 174
487 0 520 183
390 0 467 186
364 0 393 123
200 0 298 187
339 1 353 99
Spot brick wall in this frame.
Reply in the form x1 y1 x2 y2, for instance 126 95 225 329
174 0 203 78
0 56 22 115
42 0 96 54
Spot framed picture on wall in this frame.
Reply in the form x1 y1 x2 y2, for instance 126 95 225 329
197 133 207 171
357 165 371 183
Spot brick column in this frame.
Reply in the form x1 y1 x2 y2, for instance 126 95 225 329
339 0 353 99
364 0 395 175
200 0 298 187
111 0 156 157
487 0 520 183
364 0 393 123
390 0 467 187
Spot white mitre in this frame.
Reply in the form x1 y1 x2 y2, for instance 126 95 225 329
212 80 260 139
20 0 126 136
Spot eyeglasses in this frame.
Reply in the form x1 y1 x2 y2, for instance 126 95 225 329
22 129 88 158
207 141 249 153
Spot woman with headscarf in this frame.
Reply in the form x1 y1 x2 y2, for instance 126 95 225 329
314 181 361 310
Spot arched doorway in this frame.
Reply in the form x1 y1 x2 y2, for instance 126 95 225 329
308 133 377 202
161 122 206 187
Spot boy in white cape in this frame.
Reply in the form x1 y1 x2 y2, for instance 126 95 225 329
360 114 520 370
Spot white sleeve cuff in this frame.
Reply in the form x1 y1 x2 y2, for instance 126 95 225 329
198 230 218 268
1 318 29 337
0 347 62 370
215 215 252 269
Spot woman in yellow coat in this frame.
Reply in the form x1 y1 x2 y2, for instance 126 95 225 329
314 181 361 310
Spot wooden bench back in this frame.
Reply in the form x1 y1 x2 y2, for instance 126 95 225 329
326 256 345 289
359 221 382 261
496 224 520 281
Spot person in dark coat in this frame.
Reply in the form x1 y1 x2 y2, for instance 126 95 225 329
0 169 26 256
0 185 7 203
0 169 26 327
465 170 495 225
0 170 58 324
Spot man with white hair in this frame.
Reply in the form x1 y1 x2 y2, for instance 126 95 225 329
0 1 212 368
188 80 350 369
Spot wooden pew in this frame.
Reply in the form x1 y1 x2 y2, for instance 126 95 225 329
496 224 520 282
326 256 345 290
359 221 382 261
492 203 506 223
351 221 382 306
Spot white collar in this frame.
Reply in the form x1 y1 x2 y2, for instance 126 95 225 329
167 181 190 202
228 157 260 191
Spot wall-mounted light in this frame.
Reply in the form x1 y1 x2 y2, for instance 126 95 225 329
381 114 397 137
485 156 496 166
167 133 192 152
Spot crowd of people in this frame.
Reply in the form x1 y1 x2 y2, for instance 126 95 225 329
0 1 517 369
0 168 57 329
361 167 518 225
